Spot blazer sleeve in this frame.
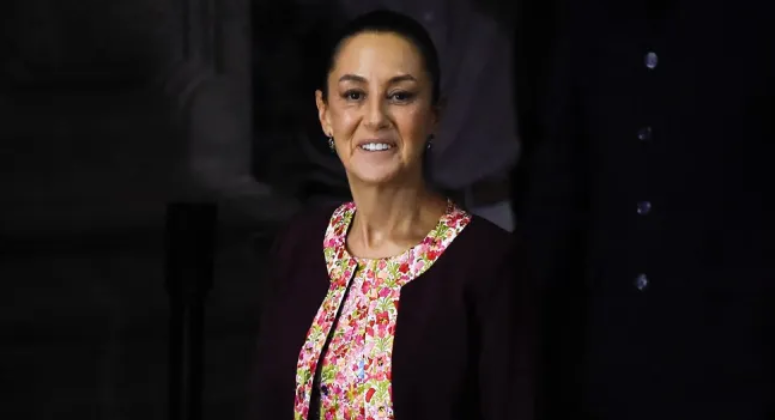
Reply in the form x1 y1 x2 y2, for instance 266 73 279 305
476 237 537 420
245 218 295 419
245 205 335 419
255 205 333 329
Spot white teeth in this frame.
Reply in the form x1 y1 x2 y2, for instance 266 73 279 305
360 143 393 151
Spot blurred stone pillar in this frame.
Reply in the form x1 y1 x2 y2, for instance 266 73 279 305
157 0 298 220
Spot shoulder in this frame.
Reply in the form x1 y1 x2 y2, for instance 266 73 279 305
453 214 515 263
431 213 520 285
281 203 339 235
454 216 532 307
464 214 511 242
269 203 342 259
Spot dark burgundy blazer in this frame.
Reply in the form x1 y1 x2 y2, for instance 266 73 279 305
247 205 535 420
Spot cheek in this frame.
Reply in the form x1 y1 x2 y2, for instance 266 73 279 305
396 110 432 148
331 108 359 133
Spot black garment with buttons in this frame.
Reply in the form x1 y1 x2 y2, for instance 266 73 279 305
514 0 775 419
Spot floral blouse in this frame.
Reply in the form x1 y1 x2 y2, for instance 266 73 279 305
293 200 472 420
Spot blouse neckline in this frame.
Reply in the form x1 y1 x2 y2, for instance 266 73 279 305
348 198 456 263
322 199 471 286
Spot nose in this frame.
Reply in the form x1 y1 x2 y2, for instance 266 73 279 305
364 95 389 129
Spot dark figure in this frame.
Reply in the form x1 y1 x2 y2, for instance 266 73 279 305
514 0 775 419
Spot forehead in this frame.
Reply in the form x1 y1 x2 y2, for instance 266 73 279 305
332 32 426 79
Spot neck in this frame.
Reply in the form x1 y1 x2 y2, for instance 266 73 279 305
348 177 445 250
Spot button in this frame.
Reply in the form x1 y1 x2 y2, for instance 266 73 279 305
637 201 652 215
645 51 658 69
638 126 652 141
635 273 649 291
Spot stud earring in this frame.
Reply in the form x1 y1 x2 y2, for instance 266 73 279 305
328 136 335 152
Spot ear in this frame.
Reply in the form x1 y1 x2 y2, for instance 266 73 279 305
315 90 333 137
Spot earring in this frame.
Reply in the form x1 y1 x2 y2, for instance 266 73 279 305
426 134 435 150
328 136 335 152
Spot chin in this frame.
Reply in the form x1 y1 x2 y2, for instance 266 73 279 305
348 166 403 186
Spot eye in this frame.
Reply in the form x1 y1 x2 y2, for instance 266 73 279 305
342 90 364 101
389 91 415 102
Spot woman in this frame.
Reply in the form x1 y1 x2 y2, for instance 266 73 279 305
248 10 534 420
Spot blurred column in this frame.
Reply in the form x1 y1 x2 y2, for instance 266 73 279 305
164 202 218 420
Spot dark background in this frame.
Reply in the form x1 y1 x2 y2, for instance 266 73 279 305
0 0 555 418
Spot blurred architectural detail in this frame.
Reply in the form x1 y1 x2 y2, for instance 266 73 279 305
1 0 297 237
0 0 290 419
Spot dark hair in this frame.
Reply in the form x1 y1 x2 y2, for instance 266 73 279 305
319 10 442 105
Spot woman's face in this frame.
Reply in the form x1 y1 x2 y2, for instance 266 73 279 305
316 32 438 186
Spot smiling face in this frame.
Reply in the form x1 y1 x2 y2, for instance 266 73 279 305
316 31 438 186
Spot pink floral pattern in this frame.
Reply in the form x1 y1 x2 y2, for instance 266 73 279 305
293 200 471 420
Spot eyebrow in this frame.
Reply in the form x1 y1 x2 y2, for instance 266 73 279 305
338 74 417 84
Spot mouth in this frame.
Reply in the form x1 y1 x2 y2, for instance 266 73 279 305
357 139 396 152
